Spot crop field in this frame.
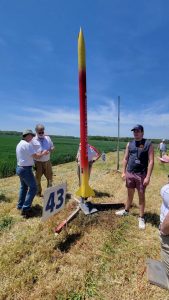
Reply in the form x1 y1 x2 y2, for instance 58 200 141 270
0 134 126 178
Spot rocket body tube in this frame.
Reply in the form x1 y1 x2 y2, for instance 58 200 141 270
76 28 95 198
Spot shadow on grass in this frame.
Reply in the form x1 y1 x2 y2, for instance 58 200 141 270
93 202 125 211
93 189 111 198
29 204 43 218
132 211 160 228
56 232 82 252
144 212 160 228
0 193 11 203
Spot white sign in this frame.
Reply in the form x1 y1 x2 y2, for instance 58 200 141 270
42 183 66 221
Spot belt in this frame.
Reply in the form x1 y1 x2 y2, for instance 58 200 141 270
17 165 32 168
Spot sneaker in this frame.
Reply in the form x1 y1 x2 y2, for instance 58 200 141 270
138 217 146 230
115 209 129 216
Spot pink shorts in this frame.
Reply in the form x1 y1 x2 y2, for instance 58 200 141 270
126 172 146 194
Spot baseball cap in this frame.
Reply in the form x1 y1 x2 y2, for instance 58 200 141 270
22 129 35 137
131 124 144 132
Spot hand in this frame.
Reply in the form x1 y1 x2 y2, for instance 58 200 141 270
143 176 150 187
121 172 126 180
42 150 49 155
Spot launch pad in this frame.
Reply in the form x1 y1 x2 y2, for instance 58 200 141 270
54 195 124 234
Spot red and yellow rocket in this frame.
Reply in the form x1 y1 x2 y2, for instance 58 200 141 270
76 28 95 198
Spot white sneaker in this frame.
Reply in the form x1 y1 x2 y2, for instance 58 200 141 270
138 217 146 230
115 209 129 216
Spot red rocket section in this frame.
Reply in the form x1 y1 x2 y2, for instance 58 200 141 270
79 70 88 173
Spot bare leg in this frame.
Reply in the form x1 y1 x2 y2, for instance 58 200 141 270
88 162 93 180
77 164 81 186
125 188 135 211
138 191 145 218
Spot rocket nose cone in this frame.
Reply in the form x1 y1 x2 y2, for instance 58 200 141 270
78 28 86 70
78 27 84 41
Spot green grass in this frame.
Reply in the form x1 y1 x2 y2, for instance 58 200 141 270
1 152 169 299
0 215 14 231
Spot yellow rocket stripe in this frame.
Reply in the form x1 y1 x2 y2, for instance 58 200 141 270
78 28 86 71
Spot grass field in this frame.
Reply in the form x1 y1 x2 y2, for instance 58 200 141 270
0 134 127 178
0 152 169 299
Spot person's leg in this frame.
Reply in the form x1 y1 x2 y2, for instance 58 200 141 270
77 164 81 186
88 162 93 180
137 191 146 229
22 168 37 210
115 188 135 216
135 174 146 229
136 173 146 217
125 188 135 211
44 161 53 188
16 167 28 209
116 172 135 216
138 191 145 218
35 161 43 196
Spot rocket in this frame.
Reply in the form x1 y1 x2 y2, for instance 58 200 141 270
76 28 95 199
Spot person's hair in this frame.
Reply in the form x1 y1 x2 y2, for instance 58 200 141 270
35 124 45 132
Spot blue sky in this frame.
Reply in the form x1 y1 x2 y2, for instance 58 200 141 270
0 0 169 138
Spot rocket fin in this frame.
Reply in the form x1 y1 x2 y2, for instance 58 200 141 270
76 183 95 198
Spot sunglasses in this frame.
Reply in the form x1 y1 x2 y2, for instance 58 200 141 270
38 131 44 134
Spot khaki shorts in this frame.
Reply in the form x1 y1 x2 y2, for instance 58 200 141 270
126 171 146 194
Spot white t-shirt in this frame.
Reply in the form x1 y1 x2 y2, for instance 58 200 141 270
160 184 169 223
31 135 54 162
16 140 36 166
160 142 167 152
76 144 100 164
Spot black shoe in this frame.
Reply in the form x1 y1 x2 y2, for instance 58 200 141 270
17 207 22 211
21 209 32 218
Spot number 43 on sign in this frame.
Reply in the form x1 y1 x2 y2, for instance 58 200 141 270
42 183 66 221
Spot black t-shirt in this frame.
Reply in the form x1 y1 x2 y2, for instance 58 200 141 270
127 138 151 174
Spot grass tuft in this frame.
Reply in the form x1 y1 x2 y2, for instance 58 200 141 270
0 215 14 231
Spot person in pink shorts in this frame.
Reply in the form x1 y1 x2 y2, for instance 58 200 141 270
115 124 154 229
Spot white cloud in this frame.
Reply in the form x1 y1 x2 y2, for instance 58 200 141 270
8 98 169 138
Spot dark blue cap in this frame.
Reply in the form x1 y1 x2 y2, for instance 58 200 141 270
131 124 144 132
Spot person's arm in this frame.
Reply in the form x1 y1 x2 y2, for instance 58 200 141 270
32 150 49 160
49 146 55 153
161 212 169 235
48 137 55 152
143 144 154 186
121 143 129 180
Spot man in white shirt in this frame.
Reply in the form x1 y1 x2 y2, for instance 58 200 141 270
31 124 55 196
158 139 167 157
16 129 49 217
